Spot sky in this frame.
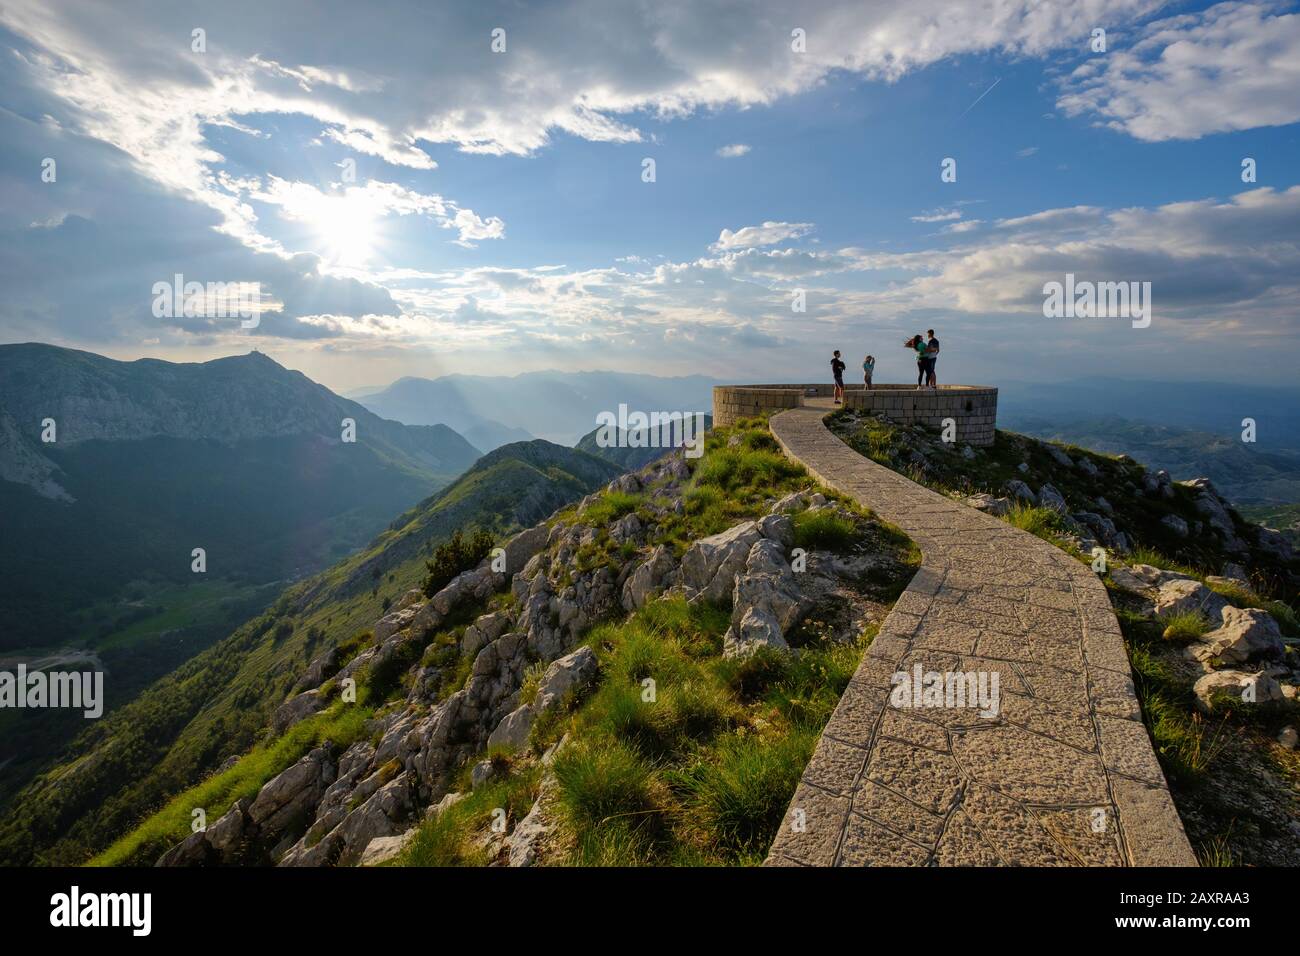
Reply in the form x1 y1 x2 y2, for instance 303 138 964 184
1 0 1298 393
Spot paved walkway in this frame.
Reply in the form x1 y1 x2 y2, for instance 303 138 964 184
766 402 1196 866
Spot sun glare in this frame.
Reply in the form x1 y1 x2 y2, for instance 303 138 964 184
301 192 378 266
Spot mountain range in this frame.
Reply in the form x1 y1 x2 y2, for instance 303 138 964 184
0 344 481 653
353 370 716 447
0 432 618 865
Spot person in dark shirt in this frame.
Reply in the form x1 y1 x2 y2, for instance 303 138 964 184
925 329 940 388
831 350 846 404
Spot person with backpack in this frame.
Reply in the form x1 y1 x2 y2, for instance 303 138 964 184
863 354 875 389
831 350 846 404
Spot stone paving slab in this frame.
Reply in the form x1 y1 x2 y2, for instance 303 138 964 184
764 402 1196 867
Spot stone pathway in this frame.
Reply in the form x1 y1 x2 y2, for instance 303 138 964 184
766 402 1196 867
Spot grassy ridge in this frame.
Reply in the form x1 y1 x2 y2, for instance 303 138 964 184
396 417 919 866
0 443 618 866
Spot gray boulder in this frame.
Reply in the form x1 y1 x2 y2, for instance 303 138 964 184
359 828 417 867
1005 479 1035 504
622 544 677 611
1160 514 1189 537
1036 483 1068 515
681 520 762 603
272 688 326 735
1154 578 1227 619
1189 606 1285 667
248 745 337 837
1193 670 1284 713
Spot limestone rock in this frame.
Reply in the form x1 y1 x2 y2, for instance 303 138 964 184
607 473 642 495
359 828 417 867
534 645 599 712
1045 445 1073 468
680 520 762 603
272 688 326 735
758 512 795 548
966 493 1010 516
1189 606 1285 667
248 745 337 837
374 606 419 644
1154 578 1227 619
1193 670 1283 713
622 544 677 611
772 491 808 513
499 523 551 575
487 704 535 751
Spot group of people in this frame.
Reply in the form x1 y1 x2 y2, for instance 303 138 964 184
829 330 940 404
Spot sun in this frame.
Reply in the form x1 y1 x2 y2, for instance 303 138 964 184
301 192 379 266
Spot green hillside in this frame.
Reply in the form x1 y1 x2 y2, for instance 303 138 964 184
0 440 618 866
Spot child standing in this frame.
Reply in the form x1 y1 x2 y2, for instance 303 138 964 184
863 355 875 389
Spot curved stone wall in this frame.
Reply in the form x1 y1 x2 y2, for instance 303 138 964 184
713 383 998 445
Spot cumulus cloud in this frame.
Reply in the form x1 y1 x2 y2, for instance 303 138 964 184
1057 1 1300 141
716 143 751 157
712 221 814 251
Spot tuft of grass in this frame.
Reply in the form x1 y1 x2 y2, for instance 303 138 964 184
1196 833 1237 868
1160 610 1209 643
552 737 664 838
1125 638 1227 780
792 509 858 551
1127 545 1203 579
671 729 816 860
518 660 547 707
582 491 643 525
545 596 878 865
1003 502 1065 541
693 446 804 495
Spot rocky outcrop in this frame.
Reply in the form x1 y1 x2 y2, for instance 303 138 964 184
1110 562 1298 714
723 535 809 659
680 521 763 603
621 544 677 611
486 646 599 751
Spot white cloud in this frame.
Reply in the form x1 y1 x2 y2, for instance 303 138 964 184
712 221 813 251
716 143 751 157
1057 1 1300 141
911 209 962 223
1016 146 1038 157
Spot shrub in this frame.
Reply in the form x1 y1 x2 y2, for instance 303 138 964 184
422 528 495 597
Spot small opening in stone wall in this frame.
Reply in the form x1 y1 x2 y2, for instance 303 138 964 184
964 400 973 412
